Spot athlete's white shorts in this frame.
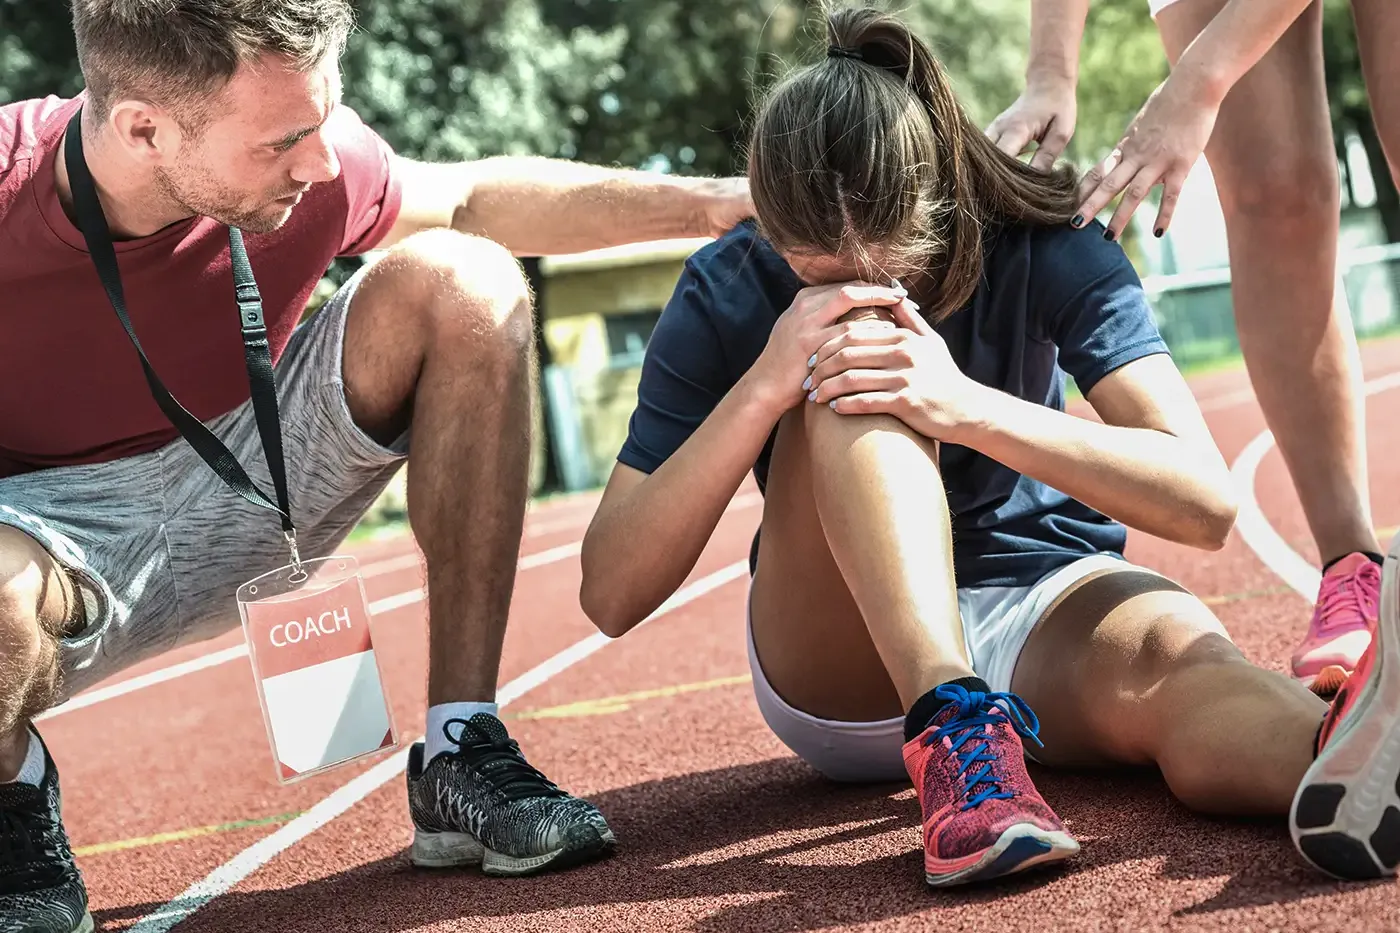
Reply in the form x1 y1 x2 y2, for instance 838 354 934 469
745 553 1225 784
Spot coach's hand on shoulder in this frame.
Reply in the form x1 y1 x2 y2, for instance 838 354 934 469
744 281 909 415
692 177 754 239
806 299 985 442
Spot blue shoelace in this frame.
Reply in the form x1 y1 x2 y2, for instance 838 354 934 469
924 684 1045 811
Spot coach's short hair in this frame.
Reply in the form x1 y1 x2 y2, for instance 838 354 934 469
71 0 355 126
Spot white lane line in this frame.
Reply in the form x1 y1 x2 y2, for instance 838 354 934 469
129 559 752 933
37 588 429 723
1198 386 1258 413
1231 430 1321 599
38 545 562 722
43 493 763 721
358 490 762 574
1229 369 1400 599
35 645 253 721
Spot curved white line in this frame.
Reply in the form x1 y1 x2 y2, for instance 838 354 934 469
128 559 752 933
1230 429 1321 600
1230 370 1400 599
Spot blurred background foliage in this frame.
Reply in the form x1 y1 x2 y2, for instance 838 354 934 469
3 0 1389 234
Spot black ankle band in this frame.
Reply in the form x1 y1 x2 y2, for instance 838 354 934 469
904 676 990 743
1322 551 1384 573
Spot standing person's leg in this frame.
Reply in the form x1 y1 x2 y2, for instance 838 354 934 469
747 394 1078 888
1157 0 1380 695
1008 534 1400 880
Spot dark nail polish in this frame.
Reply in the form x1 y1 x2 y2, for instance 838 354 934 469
1154 228 1164 238
1071 214 1084 227
1103 230 1115 242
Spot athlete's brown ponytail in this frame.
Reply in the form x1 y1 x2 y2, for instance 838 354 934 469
747 6 1080 322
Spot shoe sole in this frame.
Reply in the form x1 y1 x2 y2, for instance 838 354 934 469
1301 665 1350 700
1289 536 1400 880
925 824 1079 888
410 823 616 876
72 912 94 933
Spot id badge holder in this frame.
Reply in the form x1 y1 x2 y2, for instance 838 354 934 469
238 555 400 784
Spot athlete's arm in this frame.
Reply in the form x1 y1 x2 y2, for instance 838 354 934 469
580 373 783 637
956 353 1237 550
373 154 750 255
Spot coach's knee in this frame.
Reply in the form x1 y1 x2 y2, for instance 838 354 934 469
0 527 67 732
384 228 534 358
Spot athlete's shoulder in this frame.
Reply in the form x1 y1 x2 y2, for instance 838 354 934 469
680 220 801 312
1028 217 1141 278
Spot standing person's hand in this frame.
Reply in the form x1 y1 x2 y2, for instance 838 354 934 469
1073 76 1222 241
986 78 1079 172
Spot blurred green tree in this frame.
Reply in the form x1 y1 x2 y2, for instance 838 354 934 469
0 0 83 102
1322 0 1399 242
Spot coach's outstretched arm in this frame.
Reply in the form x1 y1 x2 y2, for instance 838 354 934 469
377 155 752 255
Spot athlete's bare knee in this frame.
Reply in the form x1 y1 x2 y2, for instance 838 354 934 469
800 384 918 451
1143 634 1264 811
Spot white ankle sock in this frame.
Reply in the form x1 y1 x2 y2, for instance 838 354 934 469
3 729 45 786
425 702 500 762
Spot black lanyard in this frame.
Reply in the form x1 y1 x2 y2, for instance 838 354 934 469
63 108 301 568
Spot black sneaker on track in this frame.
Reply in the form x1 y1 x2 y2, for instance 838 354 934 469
0 731 93 933
406 713 614 876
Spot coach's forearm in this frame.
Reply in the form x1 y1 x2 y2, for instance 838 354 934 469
450 157 717 255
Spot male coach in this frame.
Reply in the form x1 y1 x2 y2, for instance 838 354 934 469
0 3 750 930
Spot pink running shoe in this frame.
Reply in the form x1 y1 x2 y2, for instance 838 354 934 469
1293 553 1379 697
903 685 1079 887
1289 539 1400 879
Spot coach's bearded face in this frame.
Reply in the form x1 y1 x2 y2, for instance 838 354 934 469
152 52 344 234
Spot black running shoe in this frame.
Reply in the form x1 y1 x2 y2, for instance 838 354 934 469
0 731 92 933
405 713 614 875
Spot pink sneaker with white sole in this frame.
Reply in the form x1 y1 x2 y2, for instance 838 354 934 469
1293 553 1379 697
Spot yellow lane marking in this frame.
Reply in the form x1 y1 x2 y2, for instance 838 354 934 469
74 812 303 858
509 675 752 721
1200 585 1294 606
75 676 754 859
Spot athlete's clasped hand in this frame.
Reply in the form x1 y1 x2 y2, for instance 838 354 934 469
751 278 984 441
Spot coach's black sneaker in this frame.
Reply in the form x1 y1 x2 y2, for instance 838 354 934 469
406 713 614 875
0 731 93 933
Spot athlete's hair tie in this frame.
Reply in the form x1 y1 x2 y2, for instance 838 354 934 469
827 45 863 61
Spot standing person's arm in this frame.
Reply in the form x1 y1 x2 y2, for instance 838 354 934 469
986 0 1091 171
1071 0 1314 239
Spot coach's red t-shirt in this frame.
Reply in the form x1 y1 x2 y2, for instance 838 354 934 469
0 94 403 478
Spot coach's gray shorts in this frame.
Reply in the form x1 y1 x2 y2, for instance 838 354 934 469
0 267 407 700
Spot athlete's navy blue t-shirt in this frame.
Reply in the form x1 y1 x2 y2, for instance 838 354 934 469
616 219 1170 588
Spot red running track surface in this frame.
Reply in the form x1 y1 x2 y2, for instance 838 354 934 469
41 339 1400 932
